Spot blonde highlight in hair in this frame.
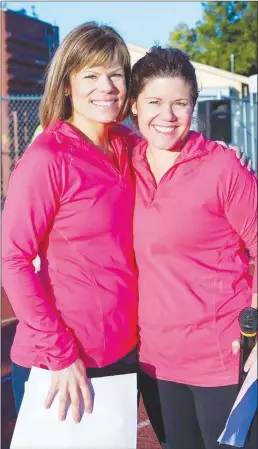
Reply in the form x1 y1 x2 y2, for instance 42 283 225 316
39 22 131 127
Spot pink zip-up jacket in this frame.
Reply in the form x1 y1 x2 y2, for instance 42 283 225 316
133 131 257 387
2 121 138 370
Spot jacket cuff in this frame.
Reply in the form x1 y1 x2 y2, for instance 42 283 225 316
44 344 80 371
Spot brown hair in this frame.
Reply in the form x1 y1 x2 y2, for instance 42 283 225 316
39 22 131 127
130 46 199 110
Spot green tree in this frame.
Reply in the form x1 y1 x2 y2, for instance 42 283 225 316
169 2 257 76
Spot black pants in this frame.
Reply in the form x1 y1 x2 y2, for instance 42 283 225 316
11 347 138 415
139 370 257 449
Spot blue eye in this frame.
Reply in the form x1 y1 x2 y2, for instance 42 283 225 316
175 102 187 107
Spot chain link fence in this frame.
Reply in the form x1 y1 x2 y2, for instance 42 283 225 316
1 96 41 207
1 94 257 208
192 96 257 171
230 97 257 169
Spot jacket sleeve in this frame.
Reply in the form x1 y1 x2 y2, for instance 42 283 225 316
2 145 79 370
117 124 142 156
220 150 257 294
127 130 142 156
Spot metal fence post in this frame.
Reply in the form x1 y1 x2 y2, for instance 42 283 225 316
242 100 248 155
249 93 257 172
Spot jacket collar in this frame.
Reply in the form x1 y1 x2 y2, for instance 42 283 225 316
46 121 120 150
46 121 89 148
132 131 210 163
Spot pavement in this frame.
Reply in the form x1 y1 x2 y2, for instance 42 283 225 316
138 399 160 448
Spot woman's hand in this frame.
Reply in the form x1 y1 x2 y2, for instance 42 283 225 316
232 146 252 171
45 358 92 423
243 341 257 373
216 141 252 171
232 339 257 373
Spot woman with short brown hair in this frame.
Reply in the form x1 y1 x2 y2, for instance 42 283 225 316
2 21 139 423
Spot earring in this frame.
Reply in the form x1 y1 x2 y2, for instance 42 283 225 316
65 93 69 97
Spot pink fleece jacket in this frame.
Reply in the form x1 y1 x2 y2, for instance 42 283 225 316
133 131 257 387
2 121 138 370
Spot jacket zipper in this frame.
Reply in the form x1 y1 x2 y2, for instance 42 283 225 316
147 154 208 204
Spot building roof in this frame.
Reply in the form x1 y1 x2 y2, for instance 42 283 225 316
2 7 57 28
126 43 249 85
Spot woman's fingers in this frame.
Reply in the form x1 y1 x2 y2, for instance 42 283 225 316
247 157 252 172
80 378 93 414
232 340 257 373
59 379 92 422
235 147 253 171
232 339 240 355
232 146 241 158
45 359 92 422
69 383 81 423
45 380 58 409
244 343 257 373
58 386 69 421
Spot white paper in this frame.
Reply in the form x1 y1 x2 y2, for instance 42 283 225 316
10 367 137 449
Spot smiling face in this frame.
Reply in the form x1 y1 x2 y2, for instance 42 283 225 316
132 76 194 152
68 58 127 127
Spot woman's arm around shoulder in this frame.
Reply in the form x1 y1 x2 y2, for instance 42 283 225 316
112 122 142 155
219 149 258 375
218 147 257 296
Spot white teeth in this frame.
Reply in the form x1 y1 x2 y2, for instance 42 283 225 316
154 125 175 133
92 100 117 107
